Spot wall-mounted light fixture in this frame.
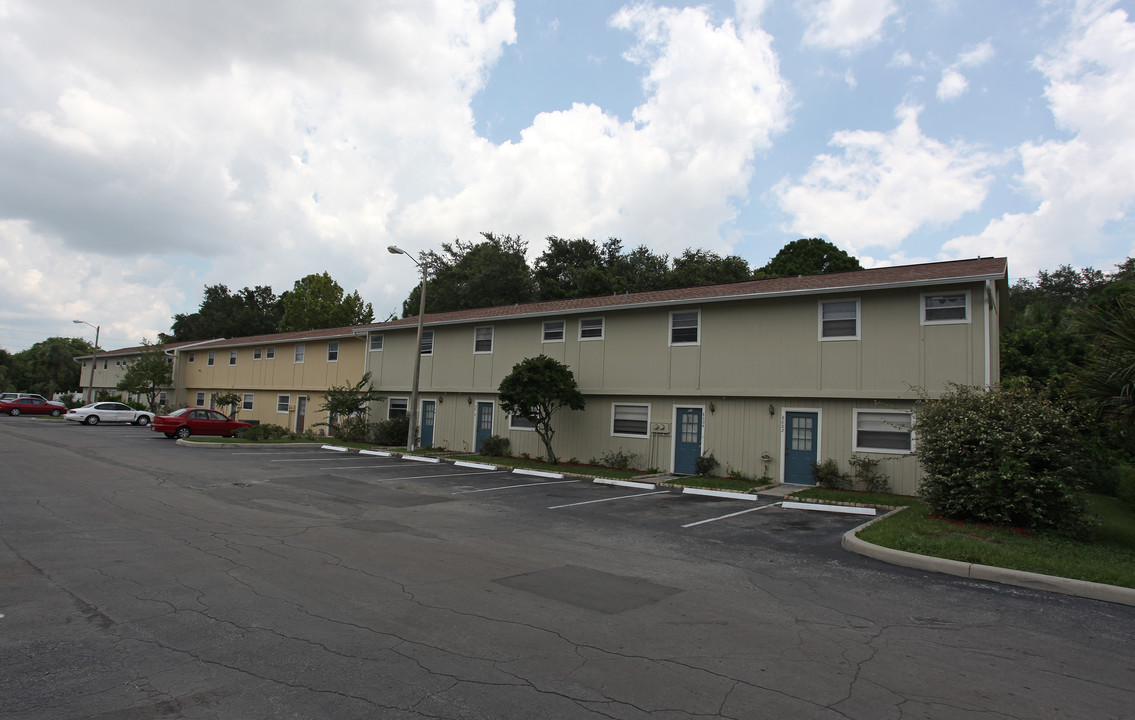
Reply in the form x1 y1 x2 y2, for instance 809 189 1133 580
709 402 716 413
768 403 775 416
467 396 473 405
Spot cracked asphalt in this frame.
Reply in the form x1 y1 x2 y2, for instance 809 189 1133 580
1 418 1133 719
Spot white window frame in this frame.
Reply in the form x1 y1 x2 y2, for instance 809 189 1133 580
669 310 700 346
509 414 537 431
229 349 237 366
188 352 195 363
542 320 565 343
611 403 651 438
579 317 604 341
388 397 408 418
327 341 339 362
474 326 493 354
294 344 305 363
242 393 254 411
266 346 275 360
207 351 215 366
922 291 970 325
819 299 860 341
420 331 434 356
158 392 167 406
195 392 206 407
277 394 290 413
853 409 914 454
370 333 384 351
253 347 262 360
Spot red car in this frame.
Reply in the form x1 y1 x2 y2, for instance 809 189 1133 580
1 397 65 417
151 408 252 439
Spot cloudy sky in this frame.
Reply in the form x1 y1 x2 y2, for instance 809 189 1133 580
2 0 1133 352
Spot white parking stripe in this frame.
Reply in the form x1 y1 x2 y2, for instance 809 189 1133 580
328 469 512 481
454 479 577 494
549 491 667 509
681 502 782 528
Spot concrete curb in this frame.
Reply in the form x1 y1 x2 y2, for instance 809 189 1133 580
843 510 1135 607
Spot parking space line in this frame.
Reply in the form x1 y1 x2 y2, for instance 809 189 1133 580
549 490 668 509
454 479 578 494
681 502 783 528
270 457 377 463
331 469 513 481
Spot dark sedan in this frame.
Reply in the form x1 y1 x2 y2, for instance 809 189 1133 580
151 408 252 439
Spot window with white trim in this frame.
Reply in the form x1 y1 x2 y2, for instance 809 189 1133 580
509 414 537 431
207 351 215 366
389 397 408 418
922 292 969 324
242 393 254 411
196 392 206 407
670 311 699 345
294 344 305 363
370 333 383 351
420 331 434 355
579 317 604 340
277 394 290 413
327 341 339 362
474 326 493 353
854 410 913 453
542 320 564 342
253 347 262 360
158 392 167 406
820 300 859 340
188 352 195 363
229 349 237 365
611 403 650 437
266 346 275 359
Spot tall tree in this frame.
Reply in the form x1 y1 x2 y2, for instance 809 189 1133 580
166 284 283 342
666 249 750 288
533 236 613 300
607 242 670 293
402 233 534 316
116 341 173 411
758 238 862 278
1075 297 1135 426
12 337 95 396
280 272 374 332
497 355 586 464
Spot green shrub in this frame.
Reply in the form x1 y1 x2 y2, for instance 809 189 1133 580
1118 465 1135 510
915 383 1091 536
600 448 639 470
332 416 372 443
480 435 512 457
373 415 410 446
694 452 719 476
811 458 851 490
243 423 291 442
849 455 891 493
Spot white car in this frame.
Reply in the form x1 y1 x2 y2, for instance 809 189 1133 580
65 402 155 426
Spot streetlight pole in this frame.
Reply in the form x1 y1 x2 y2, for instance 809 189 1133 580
387 246 427 452
73 319 100 403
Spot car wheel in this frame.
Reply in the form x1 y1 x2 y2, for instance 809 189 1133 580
9 408 20 416
135 416 150 426
175 426 192 439
163 432 176 438
85 415 100 426
50 408 62 417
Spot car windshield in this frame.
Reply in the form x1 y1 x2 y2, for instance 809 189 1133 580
169 408 193 417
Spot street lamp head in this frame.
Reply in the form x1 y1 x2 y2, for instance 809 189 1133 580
72 319 83 324
387 245 406 255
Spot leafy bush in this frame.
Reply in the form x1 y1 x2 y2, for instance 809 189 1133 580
600 448 639 470
242 423 291 442
480 435 511 457
849 455 891 493
915 383 1091 536
1118 465 1135 510
373 415 410 446
695 452 719 476
333 416 372 443
811 458 851 490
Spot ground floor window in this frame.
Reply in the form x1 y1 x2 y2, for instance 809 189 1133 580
242 393 254 411
389 398 408 418
509 414 536 430
611 403 650 437
195 392 205 407
854 410 913 453
277 395 290 413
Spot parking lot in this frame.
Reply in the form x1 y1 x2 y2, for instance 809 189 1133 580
3 417 1134 719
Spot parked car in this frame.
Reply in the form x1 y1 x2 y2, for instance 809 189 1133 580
151 408 251 439
0 393 19 402
1 397 65 417
66 402 155 426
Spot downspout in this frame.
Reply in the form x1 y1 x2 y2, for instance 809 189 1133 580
984 279 995 388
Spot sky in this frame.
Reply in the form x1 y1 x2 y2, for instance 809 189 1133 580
1 0 1133 353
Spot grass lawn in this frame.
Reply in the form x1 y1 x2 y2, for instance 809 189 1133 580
854 493 1135 589
789 487 917 508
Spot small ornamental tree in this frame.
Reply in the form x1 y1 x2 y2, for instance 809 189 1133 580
213 392 242 418
915 383 1091 536
116 341 172 411
497 355 585 464
318 372 385 441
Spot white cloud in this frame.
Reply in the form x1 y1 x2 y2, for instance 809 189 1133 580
937 68 969 100
774 104 999 253
944 1 1135 275
958 39 995 68
800 0 899 51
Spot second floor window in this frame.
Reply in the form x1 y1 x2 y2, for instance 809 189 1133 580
294 344 305 363
420 331 434 355
328 341 339 362
580 317 604 340
229 350 237 365
370 333 383 351
543 320 565 342
820 300 859 340
670 311 699 345
474 327 493 353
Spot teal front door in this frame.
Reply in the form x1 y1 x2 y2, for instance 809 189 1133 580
674 407 703 475
475 402 493 453
420 400 436 447
784 411 818 485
